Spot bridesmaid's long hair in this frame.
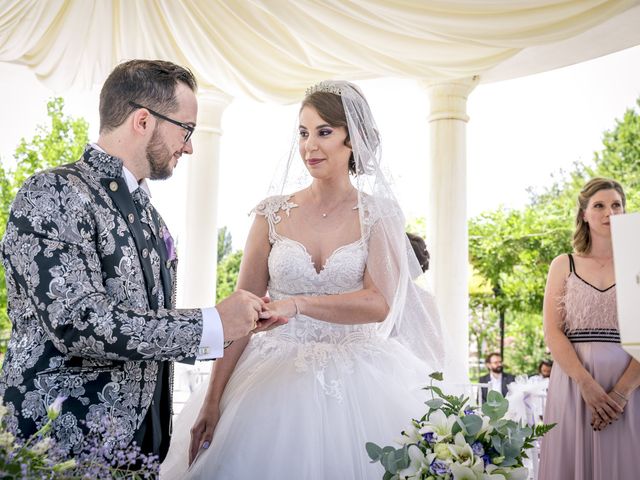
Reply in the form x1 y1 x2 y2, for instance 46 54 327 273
572 177 626 254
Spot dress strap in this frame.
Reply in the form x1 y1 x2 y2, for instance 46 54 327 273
251 195 298 244
567 253 575 273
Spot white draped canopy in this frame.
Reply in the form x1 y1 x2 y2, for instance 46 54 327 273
1 0 638 100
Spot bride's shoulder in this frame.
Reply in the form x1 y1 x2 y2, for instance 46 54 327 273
251 193 299 220
359 194 402 223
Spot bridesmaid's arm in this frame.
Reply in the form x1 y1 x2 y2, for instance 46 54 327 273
543 255 622 429
189 215 273 465
611 359 640 408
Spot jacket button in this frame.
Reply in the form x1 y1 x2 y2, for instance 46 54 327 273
142 248 149 258
128 213 135 223
109 181 118 192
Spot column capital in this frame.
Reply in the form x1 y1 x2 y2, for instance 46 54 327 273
421 76 479 123
197 85 233 135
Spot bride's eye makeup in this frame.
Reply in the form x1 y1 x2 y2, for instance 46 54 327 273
318 128 333 136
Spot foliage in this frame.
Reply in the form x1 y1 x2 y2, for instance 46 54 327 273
0 98 88 337
468 97 640 374
366 372 554 480
217 226 233 263
216 227 243 303
0 397 158 479
502 312 547 376
216 250 243 303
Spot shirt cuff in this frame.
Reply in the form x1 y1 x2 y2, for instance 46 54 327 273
197 307 224 360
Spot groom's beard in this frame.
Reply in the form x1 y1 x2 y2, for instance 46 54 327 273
146 128 175 180
491 365 503 374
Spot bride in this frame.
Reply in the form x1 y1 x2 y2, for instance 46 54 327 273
161 80 452 479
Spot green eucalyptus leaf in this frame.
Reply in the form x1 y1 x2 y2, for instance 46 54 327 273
426 398 444 409
366 442 383 461
429 371 444 381
461 414 483 436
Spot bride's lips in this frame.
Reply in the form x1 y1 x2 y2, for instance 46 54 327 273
306 158 325 166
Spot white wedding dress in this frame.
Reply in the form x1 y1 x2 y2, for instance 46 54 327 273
161 196 438 479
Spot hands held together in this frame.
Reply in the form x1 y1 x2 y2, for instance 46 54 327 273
216 290 292 342
579 377 627 431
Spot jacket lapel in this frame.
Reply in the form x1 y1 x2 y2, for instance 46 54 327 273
100 177 159 310
149 209 173 309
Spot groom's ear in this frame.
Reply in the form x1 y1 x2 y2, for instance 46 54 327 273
131 108 154 138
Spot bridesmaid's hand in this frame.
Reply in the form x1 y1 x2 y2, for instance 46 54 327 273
578 378 623 430
189 404 221 466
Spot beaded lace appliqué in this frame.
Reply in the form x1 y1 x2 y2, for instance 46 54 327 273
250 194 385 401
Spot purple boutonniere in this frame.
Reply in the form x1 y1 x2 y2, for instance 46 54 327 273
162 226 177 261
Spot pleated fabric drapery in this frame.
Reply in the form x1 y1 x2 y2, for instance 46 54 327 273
0 0 636 101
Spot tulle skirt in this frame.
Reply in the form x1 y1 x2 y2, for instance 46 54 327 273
161 335 434 479
538 342 639 480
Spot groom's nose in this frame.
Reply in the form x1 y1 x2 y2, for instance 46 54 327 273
182 138 194 155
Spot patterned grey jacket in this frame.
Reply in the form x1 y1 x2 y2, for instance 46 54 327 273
0 145 203 453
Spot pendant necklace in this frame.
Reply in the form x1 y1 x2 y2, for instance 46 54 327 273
315 188 355 219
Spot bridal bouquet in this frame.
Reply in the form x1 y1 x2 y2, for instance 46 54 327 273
366 373 555 480
0 397 158 479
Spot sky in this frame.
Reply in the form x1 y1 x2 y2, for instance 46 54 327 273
1 45 640 250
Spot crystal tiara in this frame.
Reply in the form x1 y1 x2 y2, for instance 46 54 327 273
305 81 342 96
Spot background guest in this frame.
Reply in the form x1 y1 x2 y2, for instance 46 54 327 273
479 352 516 403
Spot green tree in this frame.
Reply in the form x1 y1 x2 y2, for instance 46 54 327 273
0 98 88 335
215 227 243 303
217 226 233 263
216 250 243 303
468 96 640 374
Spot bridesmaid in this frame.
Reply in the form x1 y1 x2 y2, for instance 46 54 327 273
539 177 640 480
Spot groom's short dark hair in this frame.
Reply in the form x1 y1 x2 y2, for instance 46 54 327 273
99 59 198 134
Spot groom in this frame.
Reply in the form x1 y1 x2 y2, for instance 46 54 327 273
0 60 283 462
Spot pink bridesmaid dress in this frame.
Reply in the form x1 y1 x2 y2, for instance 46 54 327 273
539 254 639 480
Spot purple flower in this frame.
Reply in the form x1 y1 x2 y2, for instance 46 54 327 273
162 226 176 261
430 458 450 475
482 454 491 466
47 396 67 420
471 441 485 456
464 408 475 416
422 432 435 444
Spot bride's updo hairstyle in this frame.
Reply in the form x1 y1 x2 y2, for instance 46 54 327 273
572 177 626 254
301 90 357 175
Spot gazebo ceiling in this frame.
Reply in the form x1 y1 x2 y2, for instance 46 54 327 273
1 0 639 102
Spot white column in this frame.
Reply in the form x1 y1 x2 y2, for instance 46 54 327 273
423 77 478 383
179 86 232 308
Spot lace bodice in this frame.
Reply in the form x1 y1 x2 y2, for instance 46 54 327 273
252 194 377 345
560 273 618 333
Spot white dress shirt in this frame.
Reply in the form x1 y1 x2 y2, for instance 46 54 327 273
489 373 503 393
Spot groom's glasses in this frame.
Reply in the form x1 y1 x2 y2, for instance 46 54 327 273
129 101 195 143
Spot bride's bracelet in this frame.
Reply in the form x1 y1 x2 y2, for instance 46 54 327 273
292 298 300 316
612 389 628 402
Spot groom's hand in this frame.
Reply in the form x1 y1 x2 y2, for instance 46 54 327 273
215 290 263 341
251 296 288 333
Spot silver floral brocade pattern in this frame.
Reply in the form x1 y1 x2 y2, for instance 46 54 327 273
0 146 203 454
250 195 386 401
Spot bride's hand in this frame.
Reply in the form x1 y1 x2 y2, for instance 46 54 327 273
189 404 220 466
258 298 297 320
